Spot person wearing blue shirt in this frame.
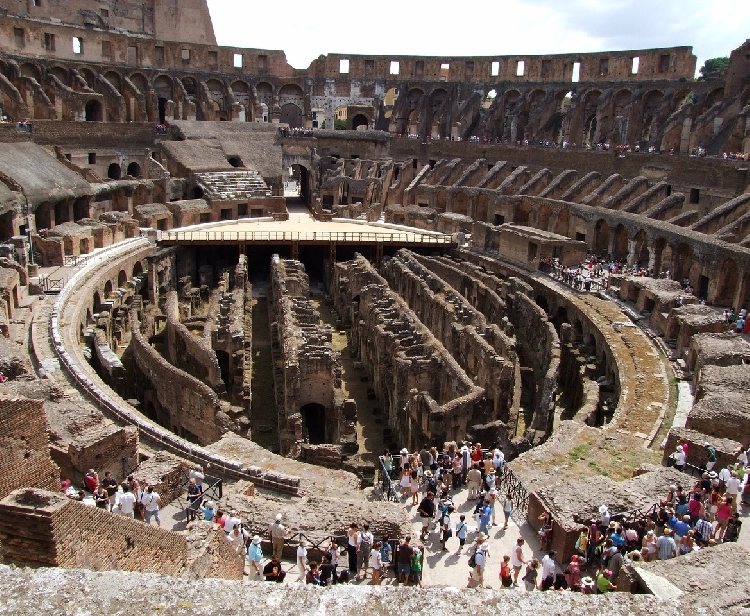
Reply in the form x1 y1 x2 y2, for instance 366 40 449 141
673 515 691 538
200 499 216 521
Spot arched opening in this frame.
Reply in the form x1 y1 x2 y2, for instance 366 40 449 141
93 291 102 313
126 162 142 178
594 220 609 256
103 280 113 298
73 197 89 222
351 113 368 130
85 100 102 122
35 203 52 230
230 80 252 120
715 258 738 306
107 163 121 180
653 238 672 277
227 156 244 168
535 295 550 314
632 230 650 269
133 261 144 277
641 90 664 143
256 82 273 107
484 88 497 109
290 164 311 206
301 403 326 444
118 270 127 288
280 103 303 128
54 201 69 225
673 243 693 282
279 84 305 128
612 224 629 262
216 350 230 390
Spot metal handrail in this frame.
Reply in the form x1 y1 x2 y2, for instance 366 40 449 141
157 229 453 244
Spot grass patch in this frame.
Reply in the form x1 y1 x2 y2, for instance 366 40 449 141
569 444 588 461
589 461 610 477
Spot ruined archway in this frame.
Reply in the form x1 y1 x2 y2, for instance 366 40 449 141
126 162 142 178
107 163 121 180
715 258 738 306
85 100 102 122
351 113 368 130
301 403 326 444
612 224 629 262
593 219 610 254
632 230 650 268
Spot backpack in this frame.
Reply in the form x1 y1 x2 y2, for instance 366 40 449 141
468 547 477 568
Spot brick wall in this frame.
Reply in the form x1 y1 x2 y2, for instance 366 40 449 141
0 488 187 574
0 398 60 500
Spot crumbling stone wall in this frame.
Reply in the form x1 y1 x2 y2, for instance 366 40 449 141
130 307 225 446
686 363 750 446
333 255 483 449
0 398 60 501
269 256 343 455
382 249 519 428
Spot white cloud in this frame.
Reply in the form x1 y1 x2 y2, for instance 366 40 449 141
206 0 750 74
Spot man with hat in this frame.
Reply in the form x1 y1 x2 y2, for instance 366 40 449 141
596 569 617 593
466 533 488 588
657 527 677 560
269 513 286 560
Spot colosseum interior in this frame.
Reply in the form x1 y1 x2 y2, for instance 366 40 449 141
0 0 749 612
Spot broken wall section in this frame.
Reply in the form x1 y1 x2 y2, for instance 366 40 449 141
269 256 344 456
333 255 483 450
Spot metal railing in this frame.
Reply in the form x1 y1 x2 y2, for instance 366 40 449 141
157 229 453 245
494 464 530 525
376 456 401 502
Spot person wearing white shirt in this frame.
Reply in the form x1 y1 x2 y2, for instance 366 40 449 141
223 511 241 534
541 551 557 589
117 484 136 517
493 448 505 472
719 467 733 484
726 474 742 510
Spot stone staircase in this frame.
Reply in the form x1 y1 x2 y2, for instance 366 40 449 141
195 171 271 200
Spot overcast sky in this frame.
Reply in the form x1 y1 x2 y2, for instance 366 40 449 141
206 0 749 75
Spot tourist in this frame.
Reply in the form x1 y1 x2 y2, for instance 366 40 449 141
417 491 436 540
186 478 202 522
228 524 248 556
510 536 526 586
141 485 161 527
540 550 556 590
269 513 286 560
467 463 482 500
396 536 413 584
410 543 424 587
223 510 241 535
679 530 696 555
657 528 677 560
455 514 468 554
439 504 452 551
116 483 136 518
263 555 286 582
128 475 144 521
564 555 582 591
715 496 733 541
347 522 359 574
93 485 109 510
356 523 373 580
522 558 539 591
409 469 420 505
379 534 392 571
248 535 263 577
724 512 742 542
189 464 204 493
502 493 513 529
382 450 393 477
83 469 99 493
305 562 321 585
608 547 624 581
369 540 383 584
101 471 118 511
596 569 616 593
399 466 411 499
642 529 657 561
296 540 308 580
499 554 513 588
466 534 488 588
200 499 215 522
320 553 337 586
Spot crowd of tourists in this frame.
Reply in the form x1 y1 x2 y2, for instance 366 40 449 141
63 467 166 527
